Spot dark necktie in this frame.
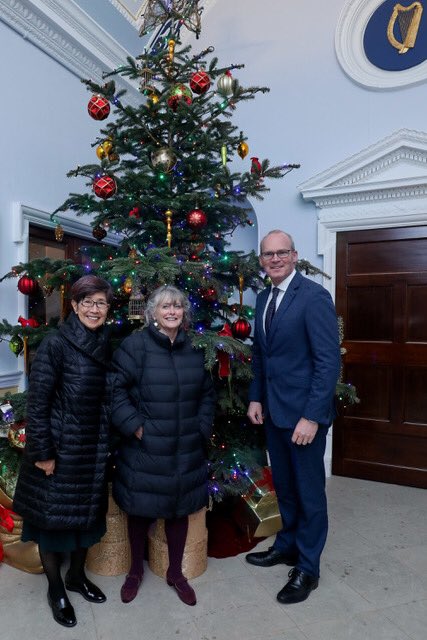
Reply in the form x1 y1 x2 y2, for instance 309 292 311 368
265 287 280 336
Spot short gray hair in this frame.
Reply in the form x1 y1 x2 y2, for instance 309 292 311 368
260 230 295 254
144 285 192 328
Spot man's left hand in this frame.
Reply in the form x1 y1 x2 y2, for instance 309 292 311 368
292 417 318 445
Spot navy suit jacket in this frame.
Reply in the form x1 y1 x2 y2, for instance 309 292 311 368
249 271 341 428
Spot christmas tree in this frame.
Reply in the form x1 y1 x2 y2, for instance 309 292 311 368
0 4 356 502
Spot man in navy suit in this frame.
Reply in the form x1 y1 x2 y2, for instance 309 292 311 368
246 229 341 604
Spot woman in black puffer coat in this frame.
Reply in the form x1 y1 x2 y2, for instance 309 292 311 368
13 275 113 629
111 285 216 607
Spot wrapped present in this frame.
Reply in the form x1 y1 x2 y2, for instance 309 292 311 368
148 508 207 579
233 467 282 541
0 440 22 502
86 485 131 576
0 487 43 573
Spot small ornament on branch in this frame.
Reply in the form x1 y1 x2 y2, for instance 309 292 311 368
87 95 110 121
18 316 39 328
237 140 249 159
231 317 251 340
54 224 64 242
164 208 173 248
92 225 107 241
186 208 207 231
129 207 141 219
167 84 192 111
151 147 177 173
190 70 211 95
17 275 38 295
8 335 24 356
93 175 117 199
250 157 262 174
217 71 235 96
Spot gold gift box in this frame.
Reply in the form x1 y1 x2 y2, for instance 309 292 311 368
234 470 282 541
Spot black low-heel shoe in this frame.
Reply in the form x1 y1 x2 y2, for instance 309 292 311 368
47 592 77 627
65 575 106 603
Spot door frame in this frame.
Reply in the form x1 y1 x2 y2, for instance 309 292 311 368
299 128 427 474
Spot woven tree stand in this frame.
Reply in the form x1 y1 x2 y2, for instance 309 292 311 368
0 487 43 574
148 508 207 579
86 486 130 576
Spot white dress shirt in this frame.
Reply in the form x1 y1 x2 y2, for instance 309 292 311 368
263 270 296 333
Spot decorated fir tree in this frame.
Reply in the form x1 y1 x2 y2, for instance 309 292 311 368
0 6 357 502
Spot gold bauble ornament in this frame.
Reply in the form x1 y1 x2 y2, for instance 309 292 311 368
96 144 107 160
122 277 133 295
102 139 114 155
237 141 249 159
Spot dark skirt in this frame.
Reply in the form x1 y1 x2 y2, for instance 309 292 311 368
21 518 106 553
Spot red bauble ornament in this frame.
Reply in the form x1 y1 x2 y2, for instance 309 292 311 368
18 315 39 328
167 84 193 111
93 175 117 199
17 275 38 295
200 287 216 302
129 207 141 218
190 70 211 95
231 317 251 340
92 225 107 241
186 208 207 231
87 95 110 121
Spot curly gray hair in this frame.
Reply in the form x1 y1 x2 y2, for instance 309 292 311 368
144 285 192 328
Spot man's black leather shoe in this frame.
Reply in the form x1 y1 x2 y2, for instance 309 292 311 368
245 546 298 567
65 575 106 603
47 592 77 627
277 568 318 604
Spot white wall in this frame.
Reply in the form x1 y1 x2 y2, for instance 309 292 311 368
191 0 427 264
0 20 102 384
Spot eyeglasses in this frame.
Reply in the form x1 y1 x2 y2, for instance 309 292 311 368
80 299 109 310
261 249 294 260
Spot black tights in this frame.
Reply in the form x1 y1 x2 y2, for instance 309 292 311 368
127 514 189 580
39 547 88 599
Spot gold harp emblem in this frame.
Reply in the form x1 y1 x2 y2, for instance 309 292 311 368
387 2 423 53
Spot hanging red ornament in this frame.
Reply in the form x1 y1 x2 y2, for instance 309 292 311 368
231 317 251 340
92 225 107 241
251 157 262 174
93 175 117 199
200 287 216 302
17 316 39 328
87 95 110 121
17 275 38 295
186 208 207 231
167 84 193 111
217 323 233 378
190 70 211 95
129 207 141 218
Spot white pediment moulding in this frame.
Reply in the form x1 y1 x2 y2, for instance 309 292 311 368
336 0 427 89
12 202 120 245
0 371 23 390
299 128 427 299
0 0 140 103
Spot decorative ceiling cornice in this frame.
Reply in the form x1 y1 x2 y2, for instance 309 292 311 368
0 0 140 103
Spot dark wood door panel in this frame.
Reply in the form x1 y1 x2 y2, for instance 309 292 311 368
333 226 427 488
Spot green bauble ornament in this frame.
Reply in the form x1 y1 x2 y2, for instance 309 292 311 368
9 335 24 356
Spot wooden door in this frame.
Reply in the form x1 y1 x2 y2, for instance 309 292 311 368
332 226 427 488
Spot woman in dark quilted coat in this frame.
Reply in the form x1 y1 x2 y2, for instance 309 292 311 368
13 275 113 628
111 285 216 607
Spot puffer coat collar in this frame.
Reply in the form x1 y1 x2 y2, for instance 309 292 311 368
60 311 110 366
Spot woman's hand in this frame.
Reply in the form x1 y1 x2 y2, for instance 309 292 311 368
35 459 55 476
134 426 143 440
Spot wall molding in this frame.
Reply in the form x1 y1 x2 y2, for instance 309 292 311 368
0 0 140 103
335 0 427 89
299 128 427 476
